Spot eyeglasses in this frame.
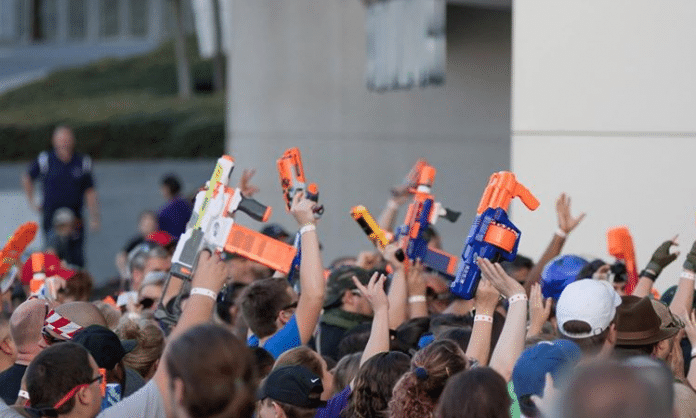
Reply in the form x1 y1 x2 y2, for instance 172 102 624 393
42 328 66 346
52 372 105 410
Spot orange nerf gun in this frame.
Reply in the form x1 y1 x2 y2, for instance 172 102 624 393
155 156 296 328
351 205 404 262
607 226 639 295
394 164 460 278
451 172 540 299
277 147 324 218
0 222 38 293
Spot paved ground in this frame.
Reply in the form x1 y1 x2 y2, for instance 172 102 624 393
0 159 215 287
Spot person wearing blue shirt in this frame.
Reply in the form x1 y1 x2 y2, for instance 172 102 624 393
22 126 101 267
240 192 326 359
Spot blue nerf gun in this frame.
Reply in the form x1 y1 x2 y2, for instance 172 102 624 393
450 172 539 300
395 164 459 279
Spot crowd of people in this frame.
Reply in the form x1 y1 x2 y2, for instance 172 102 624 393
2 126 696 418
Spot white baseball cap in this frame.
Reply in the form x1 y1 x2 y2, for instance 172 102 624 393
556 279 622 338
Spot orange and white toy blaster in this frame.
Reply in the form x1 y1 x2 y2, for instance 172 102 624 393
0 222 38 293
607 226 639 295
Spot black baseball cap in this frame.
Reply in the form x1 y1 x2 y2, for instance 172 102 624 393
72 325 137 370
258 365 326 409
323 265 371 309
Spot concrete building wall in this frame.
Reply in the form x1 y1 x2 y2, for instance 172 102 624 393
511 0 696 292
225 1 512 262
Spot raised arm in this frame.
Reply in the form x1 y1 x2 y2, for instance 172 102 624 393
406 261 428 319
290 192 326 345
633 236 679 297
154 252 228 393
377 185 410 234
383 242 408 330
527 283 552 338
523 193 585 293
465 278 500 366
482 258 528 382
670 240 696 318
354 272 390 368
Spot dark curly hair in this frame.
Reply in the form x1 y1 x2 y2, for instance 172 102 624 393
388 340 468 418
343 351 410 418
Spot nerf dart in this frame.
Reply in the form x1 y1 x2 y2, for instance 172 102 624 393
450 172 540 300
351 205 405 262
607 226 639 294
155 156 296 328
0 222 38 292
394 165 460 278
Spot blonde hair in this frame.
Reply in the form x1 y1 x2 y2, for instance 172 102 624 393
115 318 164 380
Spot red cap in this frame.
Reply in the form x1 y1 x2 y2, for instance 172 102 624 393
21 252 76 285
146 231 174 247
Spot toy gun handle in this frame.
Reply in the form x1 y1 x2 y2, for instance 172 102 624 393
351 205 405 262
306 183 325 217
238 195 272 223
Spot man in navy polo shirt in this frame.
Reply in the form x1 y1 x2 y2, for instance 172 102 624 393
22 126 101 267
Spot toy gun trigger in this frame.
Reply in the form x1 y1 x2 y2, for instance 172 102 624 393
513 183 540 211
237 195 272 223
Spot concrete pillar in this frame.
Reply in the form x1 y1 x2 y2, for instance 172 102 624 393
511 0 696 291
224 2 511 261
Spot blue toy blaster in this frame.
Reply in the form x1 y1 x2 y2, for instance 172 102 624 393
450 172 539 300
395 164 459 278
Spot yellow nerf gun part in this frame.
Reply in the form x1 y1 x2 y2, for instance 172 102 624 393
351 205 390 249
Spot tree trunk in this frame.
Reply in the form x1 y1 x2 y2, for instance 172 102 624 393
170 0 192 100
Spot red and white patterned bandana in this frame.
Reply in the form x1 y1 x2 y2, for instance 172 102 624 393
44 309 83 340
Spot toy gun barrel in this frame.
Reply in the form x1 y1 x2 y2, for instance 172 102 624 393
238 195 272 223
351 205 404 262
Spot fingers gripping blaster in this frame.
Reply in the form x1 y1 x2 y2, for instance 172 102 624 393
450 172 540 300
155 156 296 327
351 205 405 262
277 148 323 283
391 159 427 197
395 165 459 278
393 159 461 224
607 226 639 295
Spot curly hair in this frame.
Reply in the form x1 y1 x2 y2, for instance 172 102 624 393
388 340 468 418
116 318 165 380
343 351 410 418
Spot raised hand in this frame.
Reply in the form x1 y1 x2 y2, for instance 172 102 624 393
352 271 388 313
556 193 586 235
290 191 317 226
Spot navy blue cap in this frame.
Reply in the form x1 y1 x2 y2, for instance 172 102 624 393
512 339 582 398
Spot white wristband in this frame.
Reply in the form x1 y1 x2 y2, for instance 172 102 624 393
555 229 567 239
17 390 29 400
408 295 427 303
190 287 218 301
300 224 316 235
474 314 493 324
690 347 696 358
681 271 695 281
509 293 528 305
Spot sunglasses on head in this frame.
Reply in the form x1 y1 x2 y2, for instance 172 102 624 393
138 298 155 310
